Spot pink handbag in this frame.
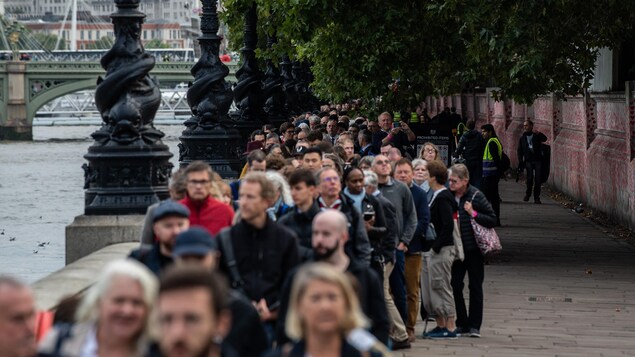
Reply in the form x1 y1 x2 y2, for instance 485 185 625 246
470 192 502 256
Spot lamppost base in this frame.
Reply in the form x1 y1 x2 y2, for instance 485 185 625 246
83 142 173 215
179 126 243 179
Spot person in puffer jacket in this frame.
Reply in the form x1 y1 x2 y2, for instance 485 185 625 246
448 164 497 338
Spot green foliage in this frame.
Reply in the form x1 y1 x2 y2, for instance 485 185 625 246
144 39 170 49
221 0 635 108
87 36 114 50
32 33 66 51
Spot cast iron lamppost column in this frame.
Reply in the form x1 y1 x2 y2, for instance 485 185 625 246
231 2 266 139
262 33 287 126
178 0 242 178
82 0 173 215
281 55 299 115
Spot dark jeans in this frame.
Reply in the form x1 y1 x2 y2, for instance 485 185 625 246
482 175 500 224
451 249 484 330
525 161 543 199
390 249 408 323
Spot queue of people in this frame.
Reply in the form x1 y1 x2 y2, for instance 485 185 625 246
0 106 519 357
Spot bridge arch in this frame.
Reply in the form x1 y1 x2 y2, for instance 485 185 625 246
0 61 237 139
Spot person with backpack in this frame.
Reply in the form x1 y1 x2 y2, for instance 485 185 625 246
480 124 502 226
454 120 484 189
517 120 548 204
216 172 300 347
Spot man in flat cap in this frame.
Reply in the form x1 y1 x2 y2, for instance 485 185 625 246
129 200 191 276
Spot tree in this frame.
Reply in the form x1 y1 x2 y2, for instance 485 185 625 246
33 33 66 51
144 39 169 49
221 0 635 110
87 36 114 50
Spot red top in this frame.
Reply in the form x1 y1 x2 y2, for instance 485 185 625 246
180 196 234 236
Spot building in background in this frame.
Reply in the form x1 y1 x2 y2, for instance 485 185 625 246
5 0 196 25
24 21 186 50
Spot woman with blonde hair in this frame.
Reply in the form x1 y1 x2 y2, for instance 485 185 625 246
269 263 387 357
38 260 158 357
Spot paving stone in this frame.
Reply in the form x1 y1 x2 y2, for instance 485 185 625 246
404 181 635 356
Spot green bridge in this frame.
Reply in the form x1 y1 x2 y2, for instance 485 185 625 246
0 61 238 140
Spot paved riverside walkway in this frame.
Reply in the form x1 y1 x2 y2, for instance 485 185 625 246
404 180 635 357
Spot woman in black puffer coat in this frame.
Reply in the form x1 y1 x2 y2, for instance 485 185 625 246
448 163 497 338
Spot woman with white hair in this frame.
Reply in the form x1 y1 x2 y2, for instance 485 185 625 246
268 263 386 357
38 259 157 357
265 170 293 221
412 158 433 203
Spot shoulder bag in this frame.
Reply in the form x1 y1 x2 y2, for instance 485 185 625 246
470 192 502 256
452 211 464 261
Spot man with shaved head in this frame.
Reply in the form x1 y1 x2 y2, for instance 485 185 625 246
0 276 36 357
276 210 389 346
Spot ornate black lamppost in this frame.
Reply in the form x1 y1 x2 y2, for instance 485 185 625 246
281 55 299 115
82 0 173 215
231 2 266 139
262 36 288 127
177 0 242 178
262 34 288 126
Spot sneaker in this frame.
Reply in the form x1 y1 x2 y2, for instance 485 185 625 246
455 327 470 337
523 195 530 202
422 326 442 339
427 327 458 340
469 328 481 338
391 338 411 350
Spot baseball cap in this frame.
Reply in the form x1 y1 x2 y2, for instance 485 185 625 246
293 146 308 156
153 200 190 223
173 227 216 257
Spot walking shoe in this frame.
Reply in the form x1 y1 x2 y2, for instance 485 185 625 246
427 327 458 340
422 326 442 339
407 331 416 343
534 198 542 204
455 327 470 337
523 194 530 202
391 338 411 350
469 328 481 338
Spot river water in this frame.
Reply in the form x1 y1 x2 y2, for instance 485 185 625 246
0 125 184 283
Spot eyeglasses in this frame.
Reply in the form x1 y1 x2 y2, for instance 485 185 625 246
322 176 340 183
188 179 211 186
374 160 390 165
425 148 437 153
286 130 295 134
448 178 464 184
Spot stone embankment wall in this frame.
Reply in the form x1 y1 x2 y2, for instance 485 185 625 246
425 84 635 230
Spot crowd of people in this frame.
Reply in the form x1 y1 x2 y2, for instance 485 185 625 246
0 107 550 357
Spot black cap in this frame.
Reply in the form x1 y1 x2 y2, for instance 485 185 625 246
173 227 216 257
152 200 190 223
293 146 308 156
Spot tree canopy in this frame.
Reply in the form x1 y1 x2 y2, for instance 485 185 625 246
221 0 635 109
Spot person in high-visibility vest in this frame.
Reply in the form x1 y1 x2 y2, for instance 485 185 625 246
480 124 502 226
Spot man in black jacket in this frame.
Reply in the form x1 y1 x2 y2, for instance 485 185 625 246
517 119 548 204
276 210 391 347
455 120 484 189
278 169 320 261
217 172 300 345
316 167 372 265
129 200 190 276
172 228 268 357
